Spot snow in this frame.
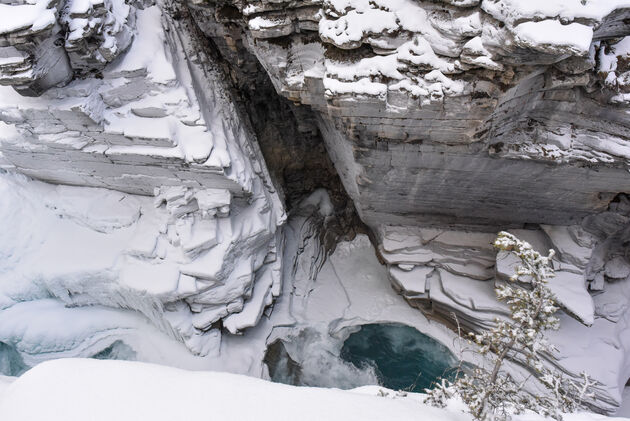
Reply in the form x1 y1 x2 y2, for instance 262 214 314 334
320 8 399 47
104 113 219 165
0 375 15 399
0 164 279 359
223 266 275 334
318 0 473 99
0 300 152 361
0 56 25 67
298 188 334 216
540 225 595 269
0 0 629 415
550 272 594 325
46 184 141 232
619 388 630 418
268 211 473 391
0 173 628 414
513 20 593 55
0 358 626 421
0 0 56 35
106 6 176 83
105 114 174 145
481 0 630 25
378 224 630 411
0 1 253 187
496 252 595 326
312 0 625 101
248 16 290 31
118 260 180 297
598 36 630 99
0 173 141 288
61 0 132 67
326 54 403 82
67 0 105 15
324 77 388 97
389 266 431 295
397 37 459 74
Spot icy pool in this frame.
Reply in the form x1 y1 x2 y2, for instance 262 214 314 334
265 323 460 392
0 342 27 377
340 323 460 392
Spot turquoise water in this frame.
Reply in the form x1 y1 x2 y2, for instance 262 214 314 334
265 323 461 391
340 323 460 392
0 340 136 377
92 341 137 361
0 342 28 377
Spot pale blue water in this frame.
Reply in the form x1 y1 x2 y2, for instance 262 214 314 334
0 340 136 377
0 342 27 377
340 323 460 392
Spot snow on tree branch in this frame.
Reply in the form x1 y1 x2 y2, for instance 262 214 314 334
425 231 598 421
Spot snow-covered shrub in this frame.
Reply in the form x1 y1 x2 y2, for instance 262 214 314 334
425 231 597 421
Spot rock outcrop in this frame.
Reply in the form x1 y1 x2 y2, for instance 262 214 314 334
0 0 285 357
191 0 630 227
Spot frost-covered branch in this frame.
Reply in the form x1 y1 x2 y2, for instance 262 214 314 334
425 232 598 421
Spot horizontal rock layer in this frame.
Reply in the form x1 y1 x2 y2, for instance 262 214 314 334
0 0 286 357
194 0 630 227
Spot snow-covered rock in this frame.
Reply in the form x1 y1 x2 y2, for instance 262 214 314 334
183 3 630 412
0 169 283 357
0 0 138 95
0 0 286 358
375 220 630 413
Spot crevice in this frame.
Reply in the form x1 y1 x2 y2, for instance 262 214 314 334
184 2 368 249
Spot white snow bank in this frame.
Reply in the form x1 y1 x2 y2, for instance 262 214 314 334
513 20 593 55
0 167 279 359
105 5 175 83
0 0 56 35
482 0 630 25
0 359 625 421
0 376 15 397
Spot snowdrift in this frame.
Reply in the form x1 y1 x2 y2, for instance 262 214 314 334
0 359 626 421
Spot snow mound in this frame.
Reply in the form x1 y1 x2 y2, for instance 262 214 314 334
0 358 625 421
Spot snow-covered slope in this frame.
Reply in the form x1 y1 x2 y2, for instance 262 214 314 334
0 168 282 359
0 358 626 421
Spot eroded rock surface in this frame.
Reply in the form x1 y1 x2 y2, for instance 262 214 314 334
191 0 630 226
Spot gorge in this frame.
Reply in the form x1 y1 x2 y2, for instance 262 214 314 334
1 0 630 418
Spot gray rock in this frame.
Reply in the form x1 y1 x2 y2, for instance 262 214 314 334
605 256 630 280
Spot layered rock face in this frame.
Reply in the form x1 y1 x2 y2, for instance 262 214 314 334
0 0 285 357
2 0 630 417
